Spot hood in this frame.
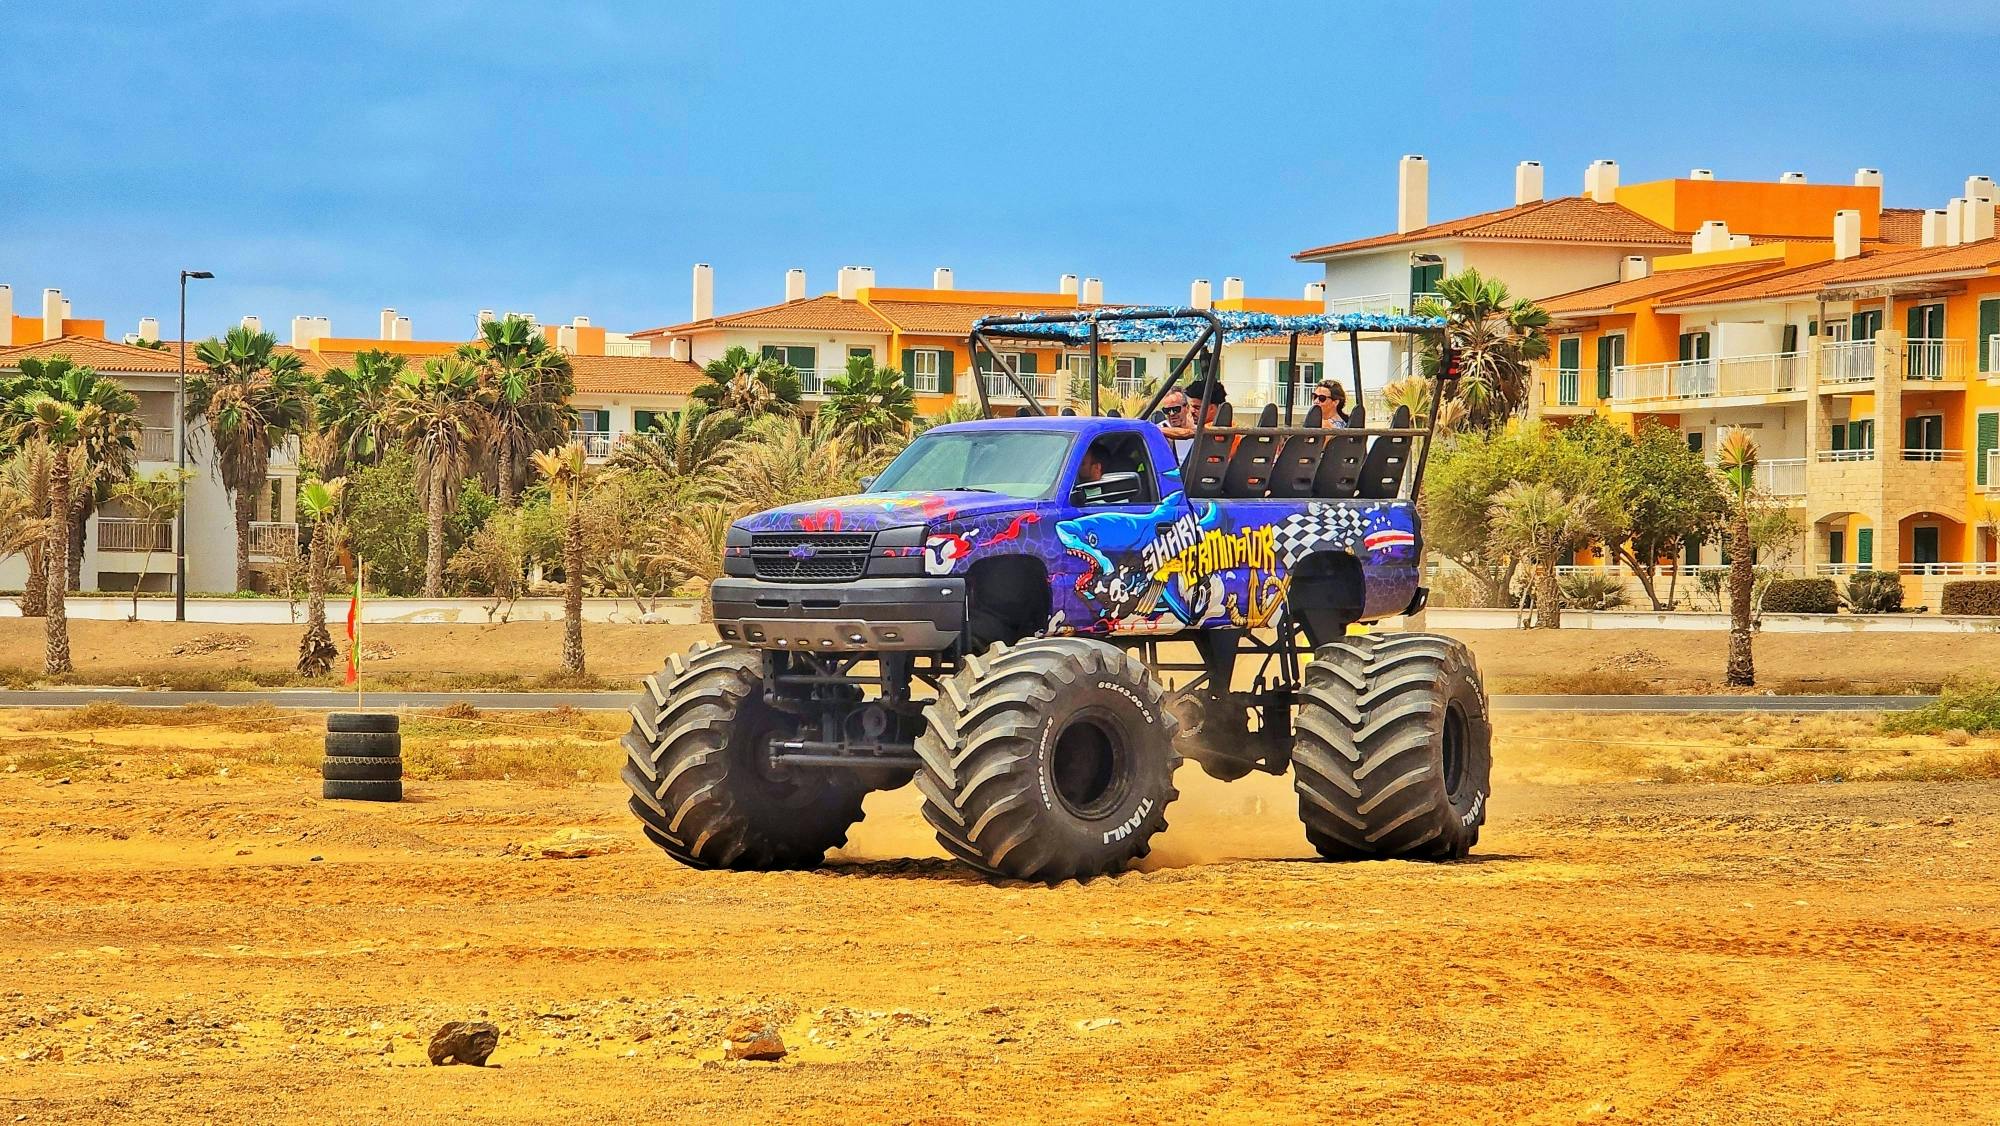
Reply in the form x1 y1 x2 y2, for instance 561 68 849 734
738 490 1041 533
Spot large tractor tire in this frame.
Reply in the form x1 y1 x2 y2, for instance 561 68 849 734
1291 633 1491 861
916 637 1178 882
622 643 867 871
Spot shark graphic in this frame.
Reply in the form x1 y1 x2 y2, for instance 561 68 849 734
1055 493 1219 613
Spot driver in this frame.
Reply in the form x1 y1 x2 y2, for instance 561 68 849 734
1077 447 1107 484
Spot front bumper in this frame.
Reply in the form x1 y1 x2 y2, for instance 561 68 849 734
710 577 966 652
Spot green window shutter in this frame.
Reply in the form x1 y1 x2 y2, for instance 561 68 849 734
1981 300 2000 372
1848 421 1864 451
788 346 816 371
1977 412 1999 486
936 349 954 394
1781 324 1799 353
1857 527 1873 565
902 353 918 391
1558 337 1580 369
901 349 916 375
1133 356 1147 378
1019 352 1039 374
1828 531 1845 566
1831 423 1846 451
1596 336 1615 399
1906 304 1924 340
760 345 783 362
633 410 657 433
1808 318 1819 338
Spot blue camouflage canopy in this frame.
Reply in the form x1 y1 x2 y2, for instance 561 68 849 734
971 305 1447 344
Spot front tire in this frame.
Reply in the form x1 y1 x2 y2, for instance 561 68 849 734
916 638 1179 881
622 643 866 871
1292 633 1491 860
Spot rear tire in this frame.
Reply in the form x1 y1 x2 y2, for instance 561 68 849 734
621 643 867 871
1292 633 1491 860
916 638 1178 882
323 778 403 802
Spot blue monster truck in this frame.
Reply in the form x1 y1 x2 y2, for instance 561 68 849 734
623 307 1491 881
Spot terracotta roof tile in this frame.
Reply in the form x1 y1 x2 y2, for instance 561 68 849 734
866 299 1088 336
1294 196 1685 260
640 295 892 337
1539 261 1776 316
565 353 704 396
0 335 193 374
1656 240 2000 308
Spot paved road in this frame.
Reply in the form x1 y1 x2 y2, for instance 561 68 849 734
0 688 1935 713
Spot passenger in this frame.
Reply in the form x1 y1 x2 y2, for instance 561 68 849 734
1313 379 1350 428
1157 390 1196 461
1182 378 1229 427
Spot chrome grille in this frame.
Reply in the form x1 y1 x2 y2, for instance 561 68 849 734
749 531 875 582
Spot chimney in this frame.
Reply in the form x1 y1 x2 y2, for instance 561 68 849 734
1854 168 1883 189
379 308 397 339
1833 209 1861 260
1779 171 1807 184
1689 168 1715 181
290 315 313 347
42 288 62 340
1691 220 1731 254
240 315 261 333
394 315 412 340
315 316 331 341
1059 273 1079 296
1189 279 1212 310
1968 175 1996 202
691 263 714 321
666 337 690 361
0 285 10 346
837 266 860 301
1584 159 1620 203
1513 160 1544 205
1082 277 1103 304
1969 199 1996 243
1947 198 1967 247
785 268 807 302
572 315 590 329
61 298 72 319
1397 155 1429 233
477 309 495 328
1304 281 1327 303
1921 209 1947 248
557 325 577 353
1222 277 1244 301
855 266 875 290
1620 256 1649 281
932 267 953 290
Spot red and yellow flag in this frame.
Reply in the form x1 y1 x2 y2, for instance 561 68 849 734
344 569 362 685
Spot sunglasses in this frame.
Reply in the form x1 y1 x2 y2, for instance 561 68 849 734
1312 392 1333 402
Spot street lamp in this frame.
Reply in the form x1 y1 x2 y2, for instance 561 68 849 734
176 270 213 623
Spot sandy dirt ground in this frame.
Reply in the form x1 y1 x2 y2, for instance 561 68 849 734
2 617 1989 693
0 712 1995 1124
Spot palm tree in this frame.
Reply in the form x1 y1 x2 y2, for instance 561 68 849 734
1716 429 1760 687
719 415 884 514
1416 268 1552 431
1 358 142 592
106 469 189 622
608 402 741 483
531 442 602 675
461 315 576 505
386 355 488 597
0 458 45 614
5 395 86 673
1381 374 1468 432
692 346 803 420
819 355 916 450
915 400 986 433
1488 480 1606 629
314 350 405 476
295 477 347 676
2 442 53 616
187 327 314 590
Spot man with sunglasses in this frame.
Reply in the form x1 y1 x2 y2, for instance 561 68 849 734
1156 389 1197 461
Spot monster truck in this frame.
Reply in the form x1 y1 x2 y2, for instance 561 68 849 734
622 306 1490 881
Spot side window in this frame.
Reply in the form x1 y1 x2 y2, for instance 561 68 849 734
1074 434 1158 506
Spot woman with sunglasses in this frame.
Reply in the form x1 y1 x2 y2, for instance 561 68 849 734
1312 379 1349 428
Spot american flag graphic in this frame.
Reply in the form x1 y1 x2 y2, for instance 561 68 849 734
1363 528 1416 552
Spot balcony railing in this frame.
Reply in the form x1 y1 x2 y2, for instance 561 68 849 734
1987 449 2000 490
1900 447 1963 463
1986 334 2000 377
1816 448 1876 463
1904 338 1967 381
982 373 1059 401
1610 351 1800 403
1321 290 1443 317
248 521 300 559
137 426 175 461
573 429 614 459
1113 376 1149 400
1817 340 1878 384
96 518 173 553
1755 457 1806 496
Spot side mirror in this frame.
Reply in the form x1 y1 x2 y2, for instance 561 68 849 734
1072 470 1142 506
858 474 877 491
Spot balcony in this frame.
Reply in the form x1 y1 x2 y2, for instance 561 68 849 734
1986 334 2000 378
1610 351 1801 405
796 368 832 397
1903 338 1968 381
248 521 300 560
1986 449 2000 490
1754 457 1806 497
1900 447 1963 463
96 518 173 553
1322 290 1442 317
573 429 614 459
982 373 1059 402
1816 448 1876 463
1113 376 1149 400
1816 340 1879 385
137 426 175 461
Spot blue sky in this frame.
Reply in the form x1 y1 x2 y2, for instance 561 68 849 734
5 1 1998 341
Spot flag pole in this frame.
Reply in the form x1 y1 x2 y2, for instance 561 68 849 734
355 560 364 714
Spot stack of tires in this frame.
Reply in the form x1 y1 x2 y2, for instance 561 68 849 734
322 712 402 802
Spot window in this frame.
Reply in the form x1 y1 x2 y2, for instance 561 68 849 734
1556 337 1581 405
1913 526 1941 567
1685 431 1702 454
1677 330 1712 361
1903 414 1944 458
870 429 1073 498
1822 319 1849 343
1906 303 1947 377
911 349 941 393
1850 310 1882 341
1828 530 1845 567
1781 323 1800 354
1073 433 1159 506
1981 299 2000 373
761 345 819 391
576 408 609 434
1906 302 1945 340
1977 410 1999 487
848 346 874 364
1857 526 1874 565
633 409 666 434
1409 261 1444 299
1112 356 1140 381
1596 334 1625 400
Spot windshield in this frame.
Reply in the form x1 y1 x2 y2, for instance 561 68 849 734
868 430 1074 499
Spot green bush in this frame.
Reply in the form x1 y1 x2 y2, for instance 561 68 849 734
1558 571 1628 611
1882 680 2000 735
1761 577 1839 614
1940 580 2000 616
1846 569 1905 613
